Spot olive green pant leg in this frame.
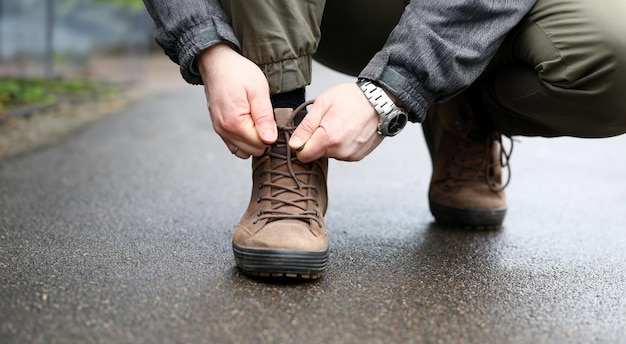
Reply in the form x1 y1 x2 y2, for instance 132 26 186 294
477 0 626 138
220 0 325 94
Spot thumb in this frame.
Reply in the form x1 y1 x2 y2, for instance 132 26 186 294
249 93 277 144
289 102 325 150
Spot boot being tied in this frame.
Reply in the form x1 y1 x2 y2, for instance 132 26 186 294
423 94 512 230
232 101 329 279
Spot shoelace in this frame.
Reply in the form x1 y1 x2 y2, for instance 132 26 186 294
254 100 323 227
487 133 513 192
451 127 513 193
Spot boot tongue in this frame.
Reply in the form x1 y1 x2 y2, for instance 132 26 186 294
273 108 306 128
271 108 305 157
273 108 293 128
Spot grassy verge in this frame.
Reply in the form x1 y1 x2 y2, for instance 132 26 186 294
0 78 118 114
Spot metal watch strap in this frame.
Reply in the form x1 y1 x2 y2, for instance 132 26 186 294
358 80 397 120
358 79 408 136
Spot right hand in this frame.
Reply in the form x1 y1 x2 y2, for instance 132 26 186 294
197 43 277 159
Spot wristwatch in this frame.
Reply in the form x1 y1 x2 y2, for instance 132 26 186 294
357 79 409 137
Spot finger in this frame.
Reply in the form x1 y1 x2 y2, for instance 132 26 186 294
237 118 267 155
295 126 328 163
289 101 326 151
225 140 238 154
248 95 277 145
223 139 252 159
233 148 251 159
216 113 267 156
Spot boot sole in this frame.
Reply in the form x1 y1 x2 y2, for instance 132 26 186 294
232 243 328 279
429 201 506 230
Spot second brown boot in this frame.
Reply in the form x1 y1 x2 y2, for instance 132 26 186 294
232 102 329 279
423 94 511 230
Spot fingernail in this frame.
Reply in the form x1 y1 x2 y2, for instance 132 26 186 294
290 137 303 149
262 130 275 142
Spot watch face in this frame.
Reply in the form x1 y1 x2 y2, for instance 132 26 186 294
388 115 407 135
385 110 408 136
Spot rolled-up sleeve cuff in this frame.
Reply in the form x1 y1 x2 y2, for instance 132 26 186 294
359 52 431 123
176 19 240 85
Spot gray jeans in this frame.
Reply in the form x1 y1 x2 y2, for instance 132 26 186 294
222 0 626 138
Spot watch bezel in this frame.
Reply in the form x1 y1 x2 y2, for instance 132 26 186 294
379 108 409 136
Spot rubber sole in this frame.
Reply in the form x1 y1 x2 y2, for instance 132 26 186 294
430 201 506 230
232 243 328 279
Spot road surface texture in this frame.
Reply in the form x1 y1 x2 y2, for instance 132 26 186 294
1 62 625 343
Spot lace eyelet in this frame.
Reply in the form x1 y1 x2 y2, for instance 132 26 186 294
315 211 319 218
257 211 262 217
256 197 262 203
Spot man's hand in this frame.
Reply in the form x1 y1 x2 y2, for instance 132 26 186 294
288 83 384 162
197 43 276 159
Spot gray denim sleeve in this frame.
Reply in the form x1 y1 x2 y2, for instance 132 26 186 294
143 0 240 85
359 0 537 122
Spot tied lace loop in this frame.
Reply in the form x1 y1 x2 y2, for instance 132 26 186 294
487 133 513 192
256 100 323 227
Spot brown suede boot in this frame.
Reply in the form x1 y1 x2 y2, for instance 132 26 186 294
423 95 511 230
232 102 329 279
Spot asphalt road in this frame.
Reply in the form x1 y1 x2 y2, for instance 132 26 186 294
1 63 625 343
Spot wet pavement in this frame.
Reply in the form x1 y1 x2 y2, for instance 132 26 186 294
1 62 625 343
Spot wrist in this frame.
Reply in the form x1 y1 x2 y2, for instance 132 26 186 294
197 43 233 75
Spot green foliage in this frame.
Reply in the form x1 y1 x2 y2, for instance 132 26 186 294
0 78 117 113
93 0 145 11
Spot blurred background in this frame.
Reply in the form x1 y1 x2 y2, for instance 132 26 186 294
0 0 152 82
0 0 187 158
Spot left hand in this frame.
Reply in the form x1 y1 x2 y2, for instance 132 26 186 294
288 83 384 162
